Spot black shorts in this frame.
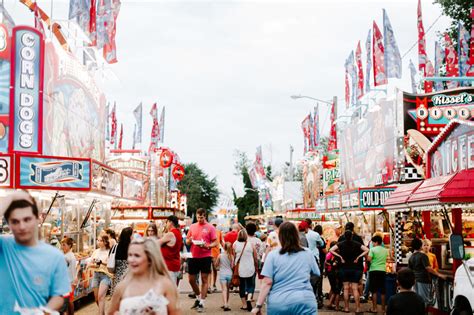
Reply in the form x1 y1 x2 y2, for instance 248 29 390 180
340 268 362 283
328 272 342 294
188 257 212 275
368 270 386 293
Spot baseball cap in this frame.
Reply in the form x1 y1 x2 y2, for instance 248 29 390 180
298 221 309 231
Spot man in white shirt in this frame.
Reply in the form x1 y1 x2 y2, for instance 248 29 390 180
303 218 325 308
265 217 283 257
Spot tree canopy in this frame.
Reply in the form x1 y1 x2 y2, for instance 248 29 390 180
232 150 259 224
435 0 472 40
177 163 219 218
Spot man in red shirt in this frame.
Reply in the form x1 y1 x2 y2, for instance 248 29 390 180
223 223 240 245
187 208 218 312
159 215 183 286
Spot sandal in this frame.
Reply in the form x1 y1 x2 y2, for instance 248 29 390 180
223 307 231 312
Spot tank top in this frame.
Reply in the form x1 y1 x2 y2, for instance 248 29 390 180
161 228 183 272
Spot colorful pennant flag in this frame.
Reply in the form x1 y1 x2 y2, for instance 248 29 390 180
344 52 353 107
132 124 137 150
445 33 460 89
344 71 350 108
383 9 402 79
68 0 90 36
301 115 311 154
255 146 266 180
105 103 110 141
0 3 15 31
355 41 364 99
308 113 314 151
365 29 372 93
417 0 427 72
34 2 45 36
373 21 387 86
434 41 445 91
133 102 142 145
118 123 123 150
313 106 319 148
467 7 474 77
327 100 337 152
409 59 417 93
89 0 97 46
159 106 165 143
425 59 434 93
149 103 159 152
103 0 121 63
110 102 117 145
458 22 470 85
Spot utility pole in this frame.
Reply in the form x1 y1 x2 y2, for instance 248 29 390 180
289 145 294 181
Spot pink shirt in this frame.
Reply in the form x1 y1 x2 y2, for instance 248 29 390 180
187 222 217 258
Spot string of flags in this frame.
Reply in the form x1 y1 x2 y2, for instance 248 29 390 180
345 0 474 105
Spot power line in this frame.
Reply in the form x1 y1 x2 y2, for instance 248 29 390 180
401 13 443 60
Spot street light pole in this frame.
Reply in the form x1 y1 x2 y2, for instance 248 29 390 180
290 95 333 105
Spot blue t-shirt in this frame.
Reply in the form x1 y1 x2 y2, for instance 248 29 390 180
0 236 71 314
262 248 320 307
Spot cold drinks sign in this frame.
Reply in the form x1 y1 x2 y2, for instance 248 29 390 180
9 26 44 154
359 187 396 210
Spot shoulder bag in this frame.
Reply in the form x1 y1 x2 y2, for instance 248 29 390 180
231 241 247 287
107 244 118 273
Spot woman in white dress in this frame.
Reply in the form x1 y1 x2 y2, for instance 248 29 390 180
108 238 180 315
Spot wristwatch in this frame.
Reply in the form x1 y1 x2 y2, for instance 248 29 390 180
255 304 263 309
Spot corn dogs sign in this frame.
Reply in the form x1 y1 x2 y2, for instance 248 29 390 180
9 26 44 154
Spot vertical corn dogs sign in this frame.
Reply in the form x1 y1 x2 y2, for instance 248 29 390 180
9 26 44 154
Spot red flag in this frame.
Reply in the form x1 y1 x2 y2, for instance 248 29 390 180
424 59 434 93
110 103 117 145
33 2 45 36
355 41 364 99
445 33 459 89
301 115 311 154
89 0 97 46
345 71 350 108
149 103 159 152
373 21 387 86
103 0 121 63
118 123 123 149
417 0 427 72
467 7 474 76
327 100 337 152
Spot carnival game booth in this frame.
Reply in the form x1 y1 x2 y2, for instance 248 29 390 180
384 120 474 314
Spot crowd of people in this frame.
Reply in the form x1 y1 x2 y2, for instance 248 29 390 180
0 190 448 315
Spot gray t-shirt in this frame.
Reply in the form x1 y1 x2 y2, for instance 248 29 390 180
219 253 233 276
408 252 430 283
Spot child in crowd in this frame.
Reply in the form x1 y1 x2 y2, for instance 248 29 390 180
387 268 425 315
217 242 234 312
61 237 77 315
325 241 341 311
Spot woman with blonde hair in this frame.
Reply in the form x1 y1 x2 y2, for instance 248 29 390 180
422 239 439 272
108 238 180 315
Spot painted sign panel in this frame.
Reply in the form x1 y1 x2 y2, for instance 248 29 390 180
152 210 174 218
106 157 147 174
339 99 400 189
122 175 144 200
322 150 340 195
429 123 474 177
0 24 12 153
359 187 396 210
403 88 474 137
10 26 44 154
91 161 122 197
0 154 12 188
17 155 90 190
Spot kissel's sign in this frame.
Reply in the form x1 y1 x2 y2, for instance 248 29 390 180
9 26 44 154
429 122 474 177
359 187 396 210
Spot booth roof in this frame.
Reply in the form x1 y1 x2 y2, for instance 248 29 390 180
384 169 474 210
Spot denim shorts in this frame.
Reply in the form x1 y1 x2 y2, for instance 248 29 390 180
92 272 112 288
220 274 232 283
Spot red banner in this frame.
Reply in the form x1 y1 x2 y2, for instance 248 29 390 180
118 123 123 149
356 41 364 99
345 71 350 108
467 7 474 76
445 33 459 89
149 103 159 152
110 103 117 145
327 100 337 152
424 59 434 93
373 21 387 86
417 0 427 71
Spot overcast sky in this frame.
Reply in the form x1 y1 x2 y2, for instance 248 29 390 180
7 0 452 206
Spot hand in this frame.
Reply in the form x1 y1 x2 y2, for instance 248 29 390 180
354 258 359 263
340 258 345 264
251 307 261 314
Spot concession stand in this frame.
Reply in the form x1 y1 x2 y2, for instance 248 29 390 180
384 119 474 314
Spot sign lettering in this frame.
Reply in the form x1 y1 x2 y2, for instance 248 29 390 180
359 187 396 210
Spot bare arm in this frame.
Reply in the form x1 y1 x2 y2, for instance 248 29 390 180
355 245 369 263
165 278 182 315
426 266 447 279
107 281 125 315
251 277 273 314
45 296 65 312
158 232 175 247
329 245 344 263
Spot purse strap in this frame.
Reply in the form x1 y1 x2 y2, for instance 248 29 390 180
234 241 247 265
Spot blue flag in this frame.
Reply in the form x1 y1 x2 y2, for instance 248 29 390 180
383 9 402 79
458 23 470 86
434 41 445 91
409 59 417 94
365 29 372 93
133 102 142 145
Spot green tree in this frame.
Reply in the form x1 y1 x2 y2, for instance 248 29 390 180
232 151 259 224
177 163 219 219
435 0 472 42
